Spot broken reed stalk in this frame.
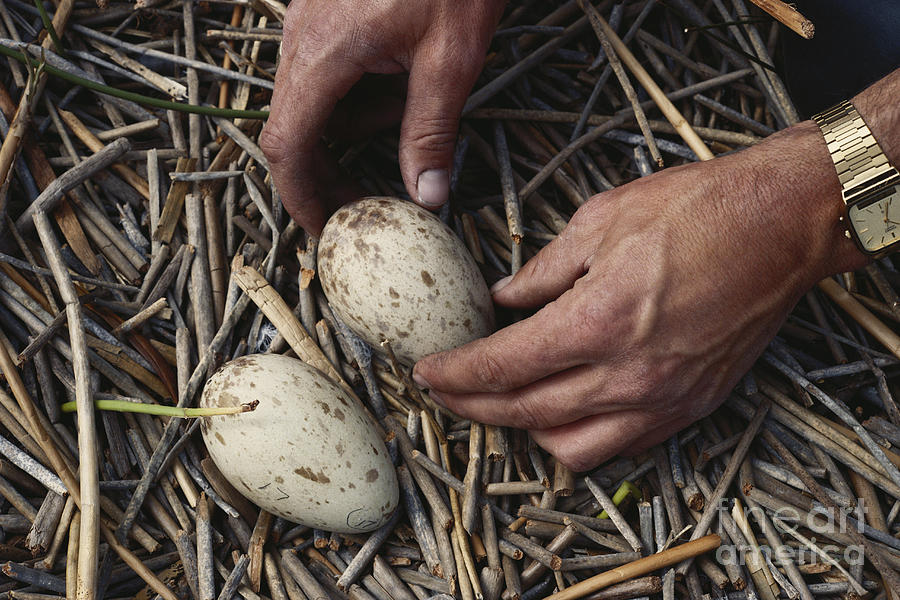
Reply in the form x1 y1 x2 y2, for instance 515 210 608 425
232 262 351 393
25 138 137 600
579 0 662 167
548 534 723 600
818 277 900 359
577 1 714 161
0 0 75 215
679 397 770 558
747 0 814 38
493 121 523 274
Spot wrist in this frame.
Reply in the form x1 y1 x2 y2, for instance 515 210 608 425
744 69 900 286
853 68 900 168
807 67 900 272
734 120 869 289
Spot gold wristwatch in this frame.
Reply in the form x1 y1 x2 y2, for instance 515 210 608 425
813 100 900 257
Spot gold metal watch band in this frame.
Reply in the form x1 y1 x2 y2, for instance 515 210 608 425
813 100 900 206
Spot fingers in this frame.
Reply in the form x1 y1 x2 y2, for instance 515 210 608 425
414 220 600 398
398 44 482 210
529 411 661 472
414 288 598 396
428 363 650 430
618 417 698 458
491 223 594 309
260 39 365 234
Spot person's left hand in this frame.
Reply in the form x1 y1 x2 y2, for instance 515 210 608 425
260 0 506 235
412 121 867 471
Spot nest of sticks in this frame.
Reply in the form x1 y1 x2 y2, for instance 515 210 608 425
0 0 898 599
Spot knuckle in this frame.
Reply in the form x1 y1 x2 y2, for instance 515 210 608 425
405 119 458 154
521 246 555 281
568 303 606 349
259 124 296 166
283 7 356 68
549 443 596 473
281 6 302 40
343 23 381 65
573 194 607 223
629 361 664 403
473 351 509 392
511 396 550 430
281 2 313 56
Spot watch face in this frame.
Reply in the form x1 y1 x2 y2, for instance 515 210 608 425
848 185 900 253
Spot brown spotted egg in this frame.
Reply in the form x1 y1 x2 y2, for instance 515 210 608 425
200 354 398 533
318 197 494 364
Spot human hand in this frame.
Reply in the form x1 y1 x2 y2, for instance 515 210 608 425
260 0 506 235
413 122 868 471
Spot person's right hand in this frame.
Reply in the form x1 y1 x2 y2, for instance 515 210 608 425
260 0 506 235
412 118 871 471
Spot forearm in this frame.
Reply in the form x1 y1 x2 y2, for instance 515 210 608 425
853 68 900 170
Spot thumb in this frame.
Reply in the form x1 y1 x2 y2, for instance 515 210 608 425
398 49 477 210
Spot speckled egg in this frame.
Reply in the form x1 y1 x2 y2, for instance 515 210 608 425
200 353 398 533
318 197 494 364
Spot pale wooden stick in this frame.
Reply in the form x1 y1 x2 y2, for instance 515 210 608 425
205 189 228 328
35 212 100 600
818 277 900 359
100 524 180 600
248 511 274 592
183 0 201 158
731 499 778 600
32 188 107 600
113 298 168 336
135 244 171 306
87 39 187 98
461 422 484 534
676 398 769 578
747 0 814 39
0 0 76 216
94 118 161 141
0 431 66 494
579 0 663 167
771 516 866 595
15 138 131 229
547 535 722 600
155 157 198 244
57 109 150 200
186 193 216 362
442 438 482 600
40 496 75 570
493 122 523 274
231 261 350 393
584 476 643 553
576 3 714 161
66 511 80 600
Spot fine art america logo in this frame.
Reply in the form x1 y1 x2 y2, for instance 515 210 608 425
713 499 865 567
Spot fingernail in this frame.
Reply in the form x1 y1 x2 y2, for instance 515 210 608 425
416 169 449 208
412 368 431 389
490 275 513 294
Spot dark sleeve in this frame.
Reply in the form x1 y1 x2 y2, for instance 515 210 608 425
780 0 900 118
